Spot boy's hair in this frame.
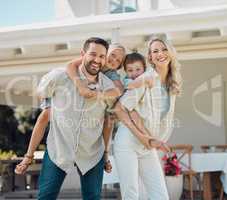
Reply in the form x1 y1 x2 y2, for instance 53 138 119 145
83 37 109 52
123 52 146 71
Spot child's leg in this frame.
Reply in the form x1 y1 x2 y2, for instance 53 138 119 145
129 110 150 136
102 113 115 173
103 113 115 151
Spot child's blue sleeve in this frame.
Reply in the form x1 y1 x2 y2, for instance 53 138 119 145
123 78 133 88
40 98 51 110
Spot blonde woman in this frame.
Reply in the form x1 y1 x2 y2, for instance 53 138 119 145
114 37 182 200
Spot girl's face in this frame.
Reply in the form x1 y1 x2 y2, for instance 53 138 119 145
106 48 125 70
149 41 171 69
125 61 145 80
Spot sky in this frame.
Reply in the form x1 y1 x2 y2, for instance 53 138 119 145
0 0 55 27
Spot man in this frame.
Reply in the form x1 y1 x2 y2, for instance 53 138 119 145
36 37 115 200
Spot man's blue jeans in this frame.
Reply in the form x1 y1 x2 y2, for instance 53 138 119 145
38 150 104 200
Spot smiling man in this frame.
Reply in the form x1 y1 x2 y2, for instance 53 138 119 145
36 37 116 200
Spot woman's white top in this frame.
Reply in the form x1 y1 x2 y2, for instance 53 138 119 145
117 67 176 143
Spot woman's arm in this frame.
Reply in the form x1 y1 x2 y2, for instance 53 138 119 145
129 110 169 152
15 108 50 175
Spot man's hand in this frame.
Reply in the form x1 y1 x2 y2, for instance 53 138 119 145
15 157 32 175
104 151 112 173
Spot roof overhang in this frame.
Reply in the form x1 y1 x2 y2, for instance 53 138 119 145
0 5 227 48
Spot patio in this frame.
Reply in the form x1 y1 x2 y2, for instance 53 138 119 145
0 189 224 200
0 154 226 200
0 1 227 200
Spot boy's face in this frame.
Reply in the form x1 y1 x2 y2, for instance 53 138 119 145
125 61 145 80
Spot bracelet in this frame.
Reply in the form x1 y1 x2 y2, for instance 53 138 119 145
104 151 109 154
24 154 34 160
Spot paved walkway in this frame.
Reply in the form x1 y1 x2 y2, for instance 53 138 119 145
0 189 121 200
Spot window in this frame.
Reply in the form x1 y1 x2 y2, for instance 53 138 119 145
110 0 137 14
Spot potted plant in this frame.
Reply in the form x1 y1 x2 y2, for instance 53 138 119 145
162 152 183 200
0 150 17 192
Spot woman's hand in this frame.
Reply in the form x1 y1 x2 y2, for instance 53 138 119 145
138 134 155 149
149 139 170 152
15 156 33 175
158 142 171 153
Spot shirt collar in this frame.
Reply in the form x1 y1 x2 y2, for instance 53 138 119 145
78 65 103 89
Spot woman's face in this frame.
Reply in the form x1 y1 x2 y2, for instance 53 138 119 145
125 61 145 80
149 41 171 69
106 48 124 70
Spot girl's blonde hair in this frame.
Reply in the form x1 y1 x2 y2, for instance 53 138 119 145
148 37 182 95
108 43 126 69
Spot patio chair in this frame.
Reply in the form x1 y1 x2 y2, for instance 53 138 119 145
201 145 227 200
169 144 202 200
201 145 227 153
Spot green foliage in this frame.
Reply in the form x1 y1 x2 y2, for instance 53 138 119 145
0 105 44 156
0 105 17 151
0 150 16 160
0 150 17 174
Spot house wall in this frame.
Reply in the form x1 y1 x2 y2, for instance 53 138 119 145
1 57 226 150
169 58 227 150
54 0 227 20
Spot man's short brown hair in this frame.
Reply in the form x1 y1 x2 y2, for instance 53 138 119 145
83 37 109 52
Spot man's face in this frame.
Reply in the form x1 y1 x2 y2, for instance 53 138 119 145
82 43 107 76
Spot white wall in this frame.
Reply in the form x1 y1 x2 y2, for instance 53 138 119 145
169 58 227 151
55 0 75 19
1 54 226 151
61 0 96 17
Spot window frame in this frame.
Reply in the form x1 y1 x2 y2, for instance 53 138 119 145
109 0 138 14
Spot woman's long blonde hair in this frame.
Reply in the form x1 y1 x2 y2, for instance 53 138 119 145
148 37 182 95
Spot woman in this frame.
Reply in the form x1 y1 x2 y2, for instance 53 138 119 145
114 37 182 200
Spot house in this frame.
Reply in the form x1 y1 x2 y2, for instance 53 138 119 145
0 0 226 151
